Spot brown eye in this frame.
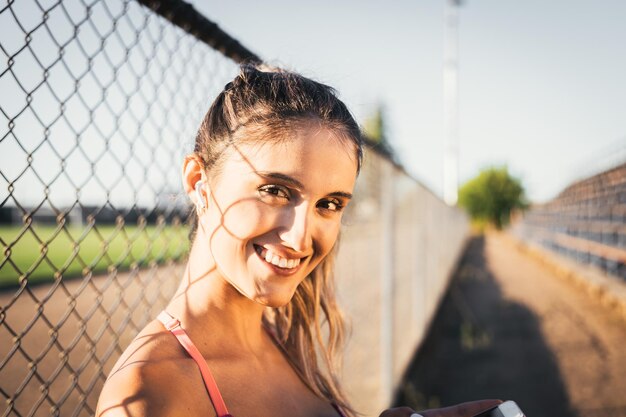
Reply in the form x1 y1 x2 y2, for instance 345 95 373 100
318 199 343 212
259 185 290 199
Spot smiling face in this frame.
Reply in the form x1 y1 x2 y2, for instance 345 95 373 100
195 125 359 307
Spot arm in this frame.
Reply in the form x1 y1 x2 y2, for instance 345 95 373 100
96 393 148 417
96 364 193 417
96 367 150 417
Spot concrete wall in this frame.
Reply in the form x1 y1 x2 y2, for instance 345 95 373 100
335 149 469 416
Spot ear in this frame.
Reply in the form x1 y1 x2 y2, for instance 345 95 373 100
182 154 207 207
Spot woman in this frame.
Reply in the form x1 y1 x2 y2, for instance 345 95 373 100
96 65 499 417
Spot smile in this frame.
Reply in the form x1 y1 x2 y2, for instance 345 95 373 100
254 245 302 270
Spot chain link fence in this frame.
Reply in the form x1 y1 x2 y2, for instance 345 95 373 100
0 1 471 417
511 162 626 280
0 0 244 415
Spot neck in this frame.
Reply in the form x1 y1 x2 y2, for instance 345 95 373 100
165 235 268 355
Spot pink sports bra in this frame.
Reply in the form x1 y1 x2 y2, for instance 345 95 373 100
157 311 346 417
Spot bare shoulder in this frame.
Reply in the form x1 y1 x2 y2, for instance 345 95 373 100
96 320 212 417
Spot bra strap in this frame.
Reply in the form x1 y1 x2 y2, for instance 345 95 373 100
157 311 232 417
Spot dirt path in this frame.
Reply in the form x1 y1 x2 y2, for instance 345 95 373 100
0 264 182 417
396 233 626 417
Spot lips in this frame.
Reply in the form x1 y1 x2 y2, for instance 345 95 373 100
253 244 305 271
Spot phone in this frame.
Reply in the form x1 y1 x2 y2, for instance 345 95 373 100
472 401 526 417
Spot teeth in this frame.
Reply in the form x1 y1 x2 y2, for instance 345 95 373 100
257 246 301 269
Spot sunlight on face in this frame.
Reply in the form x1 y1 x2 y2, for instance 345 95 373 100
199 126 359 307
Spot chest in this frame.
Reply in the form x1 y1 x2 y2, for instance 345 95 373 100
174 356 340 417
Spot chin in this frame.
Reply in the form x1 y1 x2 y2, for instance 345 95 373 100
254 286 299 309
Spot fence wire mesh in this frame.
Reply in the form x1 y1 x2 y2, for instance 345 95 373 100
0 0 240 415
0 1 472 416
511 162 626 279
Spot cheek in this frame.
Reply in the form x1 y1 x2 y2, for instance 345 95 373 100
216 200 275 240
304 225 340 276
315 221 341 258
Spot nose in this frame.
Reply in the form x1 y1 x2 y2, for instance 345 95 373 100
278 203 312 253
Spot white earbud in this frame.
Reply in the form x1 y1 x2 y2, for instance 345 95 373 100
195 181 206 209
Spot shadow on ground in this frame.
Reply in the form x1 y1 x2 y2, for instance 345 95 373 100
394 236 575 417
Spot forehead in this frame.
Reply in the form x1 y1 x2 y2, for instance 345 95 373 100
221 127 359 192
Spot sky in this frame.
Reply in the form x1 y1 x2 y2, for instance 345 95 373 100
1 0 240 208
189 0 626 203
1 0 624 209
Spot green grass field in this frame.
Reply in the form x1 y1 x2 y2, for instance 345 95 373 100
0 224 190 288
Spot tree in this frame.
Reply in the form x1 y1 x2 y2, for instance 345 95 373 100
361 104 395 160
362 105 385 144
458 166 527 229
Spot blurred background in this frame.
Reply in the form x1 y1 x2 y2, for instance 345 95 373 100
191 0 626 203
0 0 624 416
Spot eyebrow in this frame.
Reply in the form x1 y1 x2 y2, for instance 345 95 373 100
328 191 353 200
256 171 353 200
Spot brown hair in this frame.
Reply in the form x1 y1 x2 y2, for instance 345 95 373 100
192 64 362 416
